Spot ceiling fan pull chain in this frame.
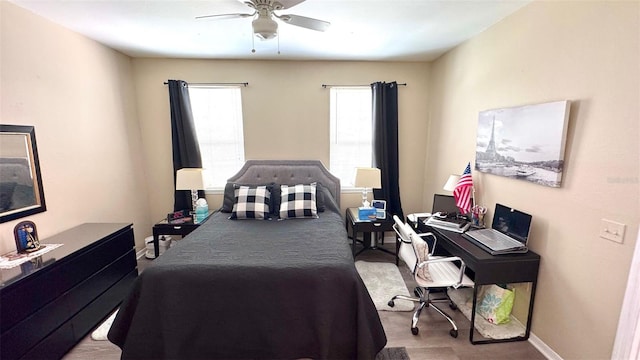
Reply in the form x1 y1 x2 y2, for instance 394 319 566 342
251 33 256 53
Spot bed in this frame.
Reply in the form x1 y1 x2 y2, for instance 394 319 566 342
108 160 387 359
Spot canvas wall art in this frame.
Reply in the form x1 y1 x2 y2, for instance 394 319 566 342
475 100 571 187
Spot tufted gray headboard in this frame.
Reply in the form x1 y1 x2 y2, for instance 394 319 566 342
226 160 341 206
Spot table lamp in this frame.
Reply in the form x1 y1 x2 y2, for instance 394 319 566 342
355 167 381 208
176 168 205 216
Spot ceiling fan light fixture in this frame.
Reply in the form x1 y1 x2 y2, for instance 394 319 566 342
252 16 278 40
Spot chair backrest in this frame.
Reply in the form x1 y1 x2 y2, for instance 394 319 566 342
394 216 470 288
393 215 418 273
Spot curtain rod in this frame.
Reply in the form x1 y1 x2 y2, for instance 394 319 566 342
163 82 248 87
321 83 407 88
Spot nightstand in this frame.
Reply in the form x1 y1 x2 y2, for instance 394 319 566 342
151 210 214 258
345 207 396 259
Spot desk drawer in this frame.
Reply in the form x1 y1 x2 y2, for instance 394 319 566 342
474 258 540 285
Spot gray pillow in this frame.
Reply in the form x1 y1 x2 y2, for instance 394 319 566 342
221 182 238 213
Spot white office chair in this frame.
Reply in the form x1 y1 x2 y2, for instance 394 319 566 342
388 215 474 337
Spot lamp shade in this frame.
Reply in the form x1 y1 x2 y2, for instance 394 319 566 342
354 167 382 189
176 168 205 190
443 174 460 191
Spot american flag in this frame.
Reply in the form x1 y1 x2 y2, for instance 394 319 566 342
453 162 474 214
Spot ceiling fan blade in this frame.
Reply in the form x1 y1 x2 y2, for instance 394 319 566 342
277 0 307 10
278 14 330 32
195 13 254 21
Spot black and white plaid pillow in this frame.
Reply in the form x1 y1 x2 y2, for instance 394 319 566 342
279 183 318 219
230 185 271 220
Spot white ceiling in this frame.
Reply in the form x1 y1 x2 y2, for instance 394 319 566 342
10 0 530 61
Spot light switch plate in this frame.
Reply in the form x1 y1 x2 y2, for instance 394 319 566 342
600 219 626 244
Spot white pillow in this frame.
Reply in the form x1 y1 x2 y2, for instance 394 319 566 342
279 183 318 219
230 185 271 220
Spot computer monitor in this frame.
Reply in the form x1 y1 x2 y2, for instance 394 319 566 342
432 194 470 219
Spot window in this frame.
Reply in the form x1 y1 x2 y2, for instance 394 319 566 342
189 86 245 189
329 87 373 187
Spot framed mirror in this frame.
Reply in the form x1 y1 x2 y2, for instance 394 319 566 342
0 125 47 223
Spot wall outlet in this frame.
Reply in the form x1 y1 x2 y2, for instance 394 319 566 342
599 219 626 244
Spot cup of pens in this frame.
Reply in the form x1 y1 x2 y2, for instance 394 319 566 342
471 205 487 227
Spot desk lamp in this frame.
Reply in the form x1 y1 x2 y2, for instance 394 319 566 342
355 167 381 208
443 174 460 192
176 168 205 217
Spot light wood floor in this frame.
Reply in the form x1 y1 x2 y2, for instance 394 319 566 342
63 243 546 360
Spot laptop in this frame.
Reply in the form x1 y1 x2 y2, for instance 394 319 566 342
424 194 471 233
432 194 461 217
463 203 532 255
432 194 473 219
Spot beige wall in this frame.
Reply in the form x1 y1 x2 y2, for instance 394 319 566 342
131 59 431 221
426 1 639 358
0 2 152 252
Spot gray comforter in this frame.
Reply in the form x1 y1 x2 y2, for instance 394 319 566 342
108 197 386 359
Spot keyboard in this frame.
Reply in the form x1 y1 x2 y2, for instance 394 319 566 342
464 228 528 255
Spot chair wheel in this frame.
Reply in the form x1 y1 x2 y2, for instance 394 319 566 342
388 300 395 307
449 301 458 310
450 329 458 338
411 327 419 335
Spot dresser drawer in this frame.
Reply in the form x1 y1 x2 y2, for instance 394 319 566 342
0 228 133 332
64 250 136 316
0 293 70 359
18 322 75 360
71 269 138 341
0 223 137 359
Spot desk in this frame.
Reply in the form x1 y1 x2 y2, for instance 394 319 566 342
416 221 540 344
346 207 395 258
152 210 214 258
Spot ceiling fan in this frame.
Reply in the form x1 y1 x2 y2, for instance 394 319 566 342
196 0 330 41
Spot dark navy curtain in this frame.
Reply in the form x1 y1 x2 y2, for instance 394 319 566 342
167 80 204 212
371 81 403 220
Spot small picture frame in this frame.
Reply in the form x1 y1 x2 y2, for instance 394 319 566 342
13 220 41 253
167 209 190 223
372 200 387 219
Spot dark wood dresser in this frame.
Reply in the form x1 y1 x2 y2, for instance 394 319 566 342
0 223 137 359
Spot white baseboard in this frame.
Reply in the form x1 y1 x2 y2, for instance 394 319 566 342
136 248 146 259
529 332 562 360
